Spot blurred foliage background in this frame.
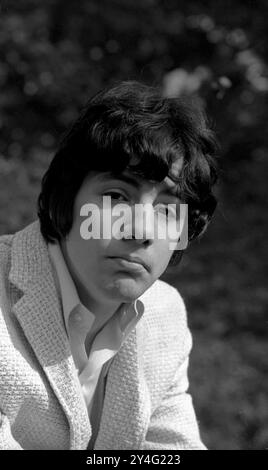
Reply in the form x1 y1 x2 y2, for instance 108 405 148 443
0 0 268 449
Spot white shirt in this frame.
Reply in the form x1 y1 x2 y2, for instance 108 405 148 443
48 242 144 417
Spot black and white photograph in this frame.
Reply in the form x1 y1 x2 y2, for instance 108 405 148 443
0 0 267 452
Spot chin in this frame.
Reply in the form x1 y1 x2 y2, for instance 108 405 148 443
107 276 148 302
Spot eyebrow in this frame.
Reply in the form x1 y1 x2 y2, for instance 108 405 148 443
96 172 179 198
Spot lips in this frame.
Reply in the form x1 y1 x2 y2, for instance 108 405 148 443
108 255 149 272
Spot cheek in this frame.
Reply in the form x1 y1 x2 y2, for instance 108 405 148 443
151 242 174 275
68 216 113 265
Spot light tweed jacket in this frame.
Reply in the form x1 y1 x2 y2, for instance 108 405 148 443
0 221 205 450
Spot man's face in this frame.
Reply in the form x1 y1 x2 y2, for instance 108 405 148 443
61 163 183 313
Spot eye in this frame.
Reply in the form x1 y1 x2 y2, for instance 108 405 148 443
155 205 169 217
103 191 128 202
155 203 177 219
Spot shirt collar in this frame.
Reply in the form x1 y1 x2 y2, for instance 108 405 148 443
48 242 144 333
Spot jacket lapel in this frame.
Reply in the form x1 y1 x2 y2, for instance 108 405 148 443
94 318 151 450
9 221 91 449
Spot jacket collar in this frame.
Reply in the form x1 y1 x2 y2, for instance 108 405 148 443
9 221 91 449
9 221 151 450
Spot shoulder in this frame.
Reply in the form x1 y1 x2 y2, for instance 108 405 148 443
136 280 192 406
139 278 185 305
0 233 13 259
138 279 191 358
0 231 17 337
0 233 14 288
0 222 41 335
0 234 14 247
139 279 187 329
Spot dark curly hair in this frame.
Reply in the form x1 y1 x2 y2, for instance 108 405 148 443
38 80 218 266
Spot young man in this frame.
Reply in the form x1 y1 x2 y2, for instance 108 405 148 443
0 81 217 450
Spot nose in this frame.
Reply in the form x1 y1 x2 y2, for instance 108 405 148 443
123 203 155 245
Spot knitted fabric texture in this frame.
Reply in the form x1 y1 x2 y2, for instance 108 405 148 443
0 221 205 450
